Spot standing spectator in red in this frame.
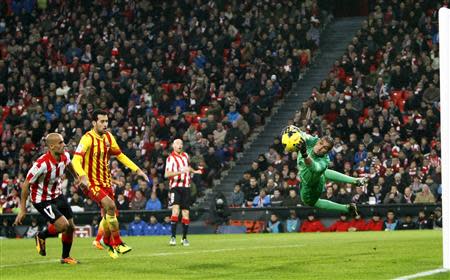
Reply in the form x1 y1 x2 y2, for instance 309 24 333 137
300 212 325 232
365 212 383 231
328 214 351 232
348 214 367 232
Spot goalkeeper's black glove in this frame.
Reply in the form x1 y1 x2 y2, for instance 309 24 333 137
356 177 368 186
298 140 308 159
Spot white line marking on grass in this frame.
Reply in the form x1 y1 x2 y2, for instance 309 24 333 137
392 268 450 280
0 244 304 268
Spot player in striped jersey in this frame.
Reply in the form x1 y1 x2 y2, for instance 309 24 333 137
165 139 202 246
72 110 149 258
14 133 80 264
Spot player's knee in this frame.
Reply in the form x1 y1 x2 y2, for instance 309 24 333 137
66 223 75 233
59 221 69 232
103 199 116 214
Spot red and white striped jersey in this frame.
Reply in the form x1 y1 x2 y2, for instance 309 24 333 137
165 151 191 188
26 151 71 203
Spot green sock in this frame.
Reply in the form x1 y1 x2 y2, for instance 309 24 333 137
314 199 349 213
324 169 358 184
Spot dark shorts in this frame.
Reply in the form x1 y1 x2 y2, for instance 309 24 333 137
33 195 73 223
169 187 191 210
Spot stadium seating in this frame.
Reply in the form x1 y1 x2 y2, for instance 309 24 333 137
234 0 441 208
0 0 325 213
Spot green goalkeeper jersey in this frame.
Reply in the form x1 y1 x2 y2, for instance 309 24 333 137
296 131 330 187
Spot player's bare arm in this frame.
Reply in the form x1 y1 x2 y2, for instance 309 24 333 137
13 179 31 225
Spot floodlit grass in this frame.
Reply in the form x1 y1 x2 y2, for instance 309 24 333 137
0 230 445 279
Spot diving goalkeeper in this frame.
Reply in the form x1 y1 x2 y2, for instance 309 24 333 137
283 126 366 215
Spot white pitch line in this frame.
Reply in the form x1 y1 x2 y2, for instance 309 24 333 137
0 244 304 268
392 268 450 280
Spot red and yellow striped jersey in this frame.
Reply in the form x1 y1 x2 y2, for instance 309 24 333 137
72 130 122 188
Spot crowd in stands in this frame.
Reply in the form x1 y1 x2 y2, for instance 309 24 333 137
0 0 328 214
261 207 443 233
232 0 443 209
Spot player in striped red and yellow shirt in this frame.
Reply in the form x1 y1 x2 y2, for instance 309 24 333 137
72 110 148 258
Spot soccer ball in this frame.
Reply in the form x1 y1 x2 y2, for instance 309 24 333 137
281 125 303 152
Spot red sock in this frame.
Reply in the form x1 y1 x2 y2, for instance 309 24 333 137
61 232 73 259
110 229 123 247
61 232 73 243
48 224 57 235
96 226 104 242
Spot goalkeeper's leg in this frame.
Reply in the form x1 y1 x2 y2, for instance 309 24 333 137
301 178 350 213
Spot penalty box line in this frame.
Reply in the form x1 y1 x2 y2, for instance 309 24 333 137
392 268 450 280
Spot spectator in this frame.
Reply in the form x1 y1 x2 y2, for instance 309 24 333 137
116 194 130 211
300 212 325 233
383 186 403 204
128 215 146 236
328 214 351 232
145 192 162 211
144 216 163 236
283 189 301 207
399 215 416 230
69 193 84 208
365 212 383 231
84 198 99 212
265 213 284 233
321 186 337 202
24 218 40 238
433 207 442 229
160 216 172 235
244 177 260 202
0 219 15 238
383 210 399 231
285 210 301 233
156 182 169 209
352 186 369 204
416 210 433 230
414 185 436 204
348 214 366 232
252 189 271 208
271 189 284 207
368 185 383 205
230 184 244 207
402 187 415 204
335 187 352 204
129 190 147 210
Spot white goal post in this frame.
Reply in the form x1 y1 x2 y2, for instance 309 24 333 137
439 7 450 270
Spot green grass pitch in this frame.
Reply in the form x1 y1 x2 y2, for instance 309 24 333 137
0 230 447 280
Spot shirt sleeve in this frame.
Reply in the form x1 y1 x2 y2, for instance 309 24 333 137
165 156 174 173
64 151 71 165
74 134 91 157
72 134 92 177
26 162 46 184
108 132 122 156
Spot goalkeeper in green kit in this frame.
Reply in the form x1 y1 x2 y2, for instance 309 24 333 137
282 125 366 215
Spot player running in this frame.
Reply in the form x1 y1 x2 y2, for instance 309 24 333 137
72 110 149 258
282 125 366 215
14 133 80 264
